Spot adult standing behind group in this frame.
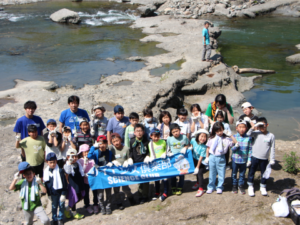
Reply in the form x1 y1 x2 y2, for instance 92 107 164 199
59 95 90 136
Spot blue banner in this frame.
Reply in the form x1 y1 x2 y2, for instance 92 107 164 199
87 151 195 190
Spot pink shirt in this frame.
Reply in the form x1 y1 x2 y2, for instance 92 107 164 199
206 136 233 156
78 158 95 184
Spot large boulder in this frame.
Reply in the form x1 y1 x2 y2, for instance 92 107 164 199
286 53 300 64
50 8 81 24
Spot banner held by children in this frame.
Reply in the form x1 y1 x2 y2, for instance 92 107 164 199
88 151 195 190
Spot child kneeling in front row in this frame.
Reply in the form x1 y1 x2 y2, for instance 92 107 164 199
44 153 68 225
9 162 50 225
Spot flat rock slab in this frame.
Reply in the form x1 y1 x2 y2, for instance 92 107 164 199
286 53 300 63
50 8 81 24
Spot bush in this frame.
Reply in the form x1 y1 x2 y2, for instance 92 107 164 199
283 151 299 174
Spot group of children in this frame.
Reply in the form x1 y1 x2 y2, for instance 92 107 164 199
10 94 275 225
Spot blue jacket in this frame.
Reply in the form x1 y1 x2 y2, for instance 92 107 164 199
44 168 68 196
88 146 113 166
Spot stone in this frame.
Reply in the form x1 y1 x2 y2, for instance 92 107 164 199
50 8 81 24
296 44 300 50
243 10 256 18
286 53 300 64
214 4 229 16
137 4 157 17
0 7 4 11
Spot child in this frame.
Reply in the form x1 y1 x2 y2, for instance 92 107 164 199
60 126 76 166
247 117 275 197
124 112 139 148
44 153 68 225
148 128 168 202
189 104 209 138
77 144 99 214
109 133 135 208
174 108 191 139
142 108 159 138
190 129 209 197
16 124 46 179
106 105 130 145
167 123 189 195
88 135 117 215
206 122 237 194
231 120 252 195
63 148 85 219
90 105 108 137
44 119 63 168
9 162 50 225
157 111 172 141
239 102 258 124
126 124 150 204
202 21 211 62
73 118 94 149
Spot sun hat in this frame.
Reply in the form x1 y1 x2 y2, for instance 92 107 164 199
78 144 90 155
241 102 253 109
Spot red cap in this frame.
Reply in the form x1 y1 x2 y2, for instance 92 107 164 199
97 135 107 142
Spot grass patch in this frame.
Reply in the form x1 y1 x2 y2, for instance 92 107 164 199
283 151 299 174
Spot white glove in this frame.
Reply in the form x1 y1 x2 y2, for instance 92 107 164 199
191 116 198 123
91 114 95 120
84 173 88 177
243 117 251 123
112 160 121 167
149 157 155 163
143 156 151 164
193 167 199 175
84 157 88 165
123 160 129 168
168 152 174 157
270 160 275 165
74 132 78 138
234 142 239 148
63 136 67 142
188 146 193 151
68 157 74 164
50 130 56 137
246 161 251 167
14 172 20 180
66 160 71 165
255 122 265 127
93 141 99 148
48 195 52 202
91 128 95 136
107 162 113 167
180 147 187 154
35 175 42 184
127 158 133 166
60 195 66 202
204 157 209 164
160 152 167 159
68 135 72 142
15 134 20 141
223 130 232 137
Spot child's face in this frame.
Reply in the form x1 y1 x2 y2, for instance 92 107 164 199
47 160 57 169
171 128 181 138
144 114 152 119
205 23 209 29
99 142 108 151
115 112 124 121
216 115 224 122
236 124 247 136
112 137 122 149
150 133 160 142
80 122 90 133
130 118 139 126
257 122 268 133
25 108 35 116
47 124 56 131
216 128 224 137
178 115 187 122
134 127 144 139
216 102 226 110
67 154 78 163
82 151 88 158
28 131 38 139
192 107 200 117
162 115 170 125
63 131 71 137
94 109 104 118
243 107 252 116
68 101 79 112
198 133 207 144
23 170 34 182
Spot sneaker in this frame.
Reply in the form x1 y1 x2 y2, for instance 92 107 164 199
64 209 72 219
226 165 231 170
128 197 136 206
206 189 213 194
93 205 99 214
52 221 58 225
117 203 124 210
100 207 106 215
172 187 177 195
248 186 255 197
152 193 160 201
73 213 84 219
239 186 246 195
159 193 167 202
216 189 223 194
192 183 199 190
86 206 94 214
176 188 182 195
232 186 238 194
139 197 147 204
260 187 268 196
57 220 64 225
106 208 112 215
195 189 204 197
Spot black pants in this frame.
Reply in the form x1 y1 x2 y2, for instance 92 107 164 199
84 183 98 207
57 159 65 169
32 162 44 178
193 159 206 189
225 150 230 166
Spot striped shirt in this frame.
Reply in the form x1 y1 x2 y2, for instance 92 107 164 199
231 133 252 164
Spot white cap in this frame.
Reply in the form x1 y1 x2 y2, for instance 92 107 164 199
236 120 247 127
215 109 225 118
66 148 77 156
195 129 209 136
241 102 253 109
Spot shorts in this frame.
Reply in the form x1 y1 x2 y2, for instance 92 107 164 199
32 162 44 178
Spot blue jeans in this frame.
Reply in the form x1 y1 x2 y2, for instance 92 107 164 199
231 161 246 186
207 154 226 191
247 156 268 188
51 194 65 221
171 175 185 189
155 179 169 195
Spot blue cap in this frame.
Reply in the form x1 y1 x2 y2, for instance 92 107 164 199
46 153 57 161
47 119 56 125
18 162 31 174
150 128 160 135
114 105 124 113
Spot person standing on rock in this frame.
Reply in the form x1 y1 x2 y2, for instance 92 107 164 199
202 21 212 62
59 96 90 137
